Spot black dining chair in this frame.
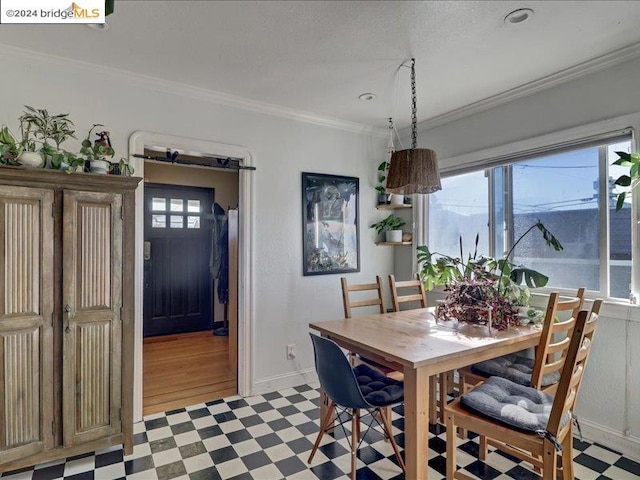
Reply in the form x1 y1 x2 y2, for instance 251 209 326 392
308 334 405 479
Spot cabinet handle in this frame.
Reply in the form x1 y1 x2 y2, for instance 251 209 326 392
64 304 71 333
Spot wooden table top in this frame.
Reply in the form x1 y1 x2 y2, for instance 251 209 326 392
309 308 542 370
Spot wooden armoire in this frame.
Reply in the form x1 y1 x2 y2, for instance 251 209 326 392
0 167 140 472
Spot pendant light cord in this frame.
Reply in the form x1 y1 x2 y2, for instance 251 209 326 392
410 57 417 149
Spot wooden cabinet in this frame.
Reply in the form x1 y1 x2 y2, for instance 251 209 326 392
0 168 139 472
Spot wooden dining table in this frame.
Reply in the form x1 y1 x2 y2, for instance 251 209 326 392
309 307 542 480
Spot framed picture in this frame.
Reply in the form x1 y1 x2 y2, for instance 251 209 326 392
302 172 360 276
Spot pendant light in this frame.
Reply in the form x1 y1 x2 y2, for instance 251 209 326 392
386 58 441 195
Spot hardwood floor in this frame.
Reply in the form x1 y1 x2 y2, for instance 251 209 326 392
143 331 237 416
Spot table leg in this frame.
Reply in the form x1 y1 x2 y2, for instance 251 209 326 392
404 366 430 480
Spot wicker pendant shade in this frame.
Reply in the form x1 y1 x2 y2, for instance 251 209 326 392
385 58 441 195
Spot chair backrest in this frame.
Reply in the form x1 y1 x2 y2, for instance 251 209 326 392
546 301 601 439
530 288 585 390
341 276 387 318
389 274 427 312
309 334 369 409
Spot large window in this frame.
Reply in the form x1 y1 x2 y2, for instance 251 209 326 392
428 138 632 300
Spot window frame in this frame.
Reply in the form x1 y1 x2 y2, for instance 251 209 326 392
430 113 639 304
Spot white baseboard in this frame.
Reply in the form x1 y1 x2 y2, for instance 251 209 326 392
252 368 318 396
578 418 640 461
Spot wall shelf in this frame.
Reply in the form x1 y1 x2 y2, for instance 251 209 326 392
375 241 413 246
376 204 412 210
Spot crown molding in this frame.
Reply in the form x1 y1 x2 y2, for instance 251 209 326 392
416 41 640 133
0 43 387 138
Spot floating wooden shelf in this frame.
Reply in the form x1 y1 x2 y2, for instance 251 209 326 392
376 203 412 210
375 241 413 246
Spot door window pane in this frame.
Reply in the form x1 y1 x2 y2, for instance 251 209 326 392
429 170 489 259
187 200 201 213
187 216 200 229
170 215 183 228
151 198 166 211
152 214 166 228
170 199 184 212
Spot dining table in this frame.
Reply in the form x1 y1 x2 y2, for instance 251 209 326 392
309 307 542 480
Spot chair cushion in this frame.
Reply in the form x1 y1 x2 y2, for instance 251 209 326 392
460 376 569 433
471 353 560 387
353 364 403 407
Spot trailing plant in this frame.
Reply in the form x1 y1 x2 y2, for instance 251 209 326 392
370 214 406 234
417 221 563 330
0 126 23 165
375 160 389 195
612 150 640 210
79 124 115 161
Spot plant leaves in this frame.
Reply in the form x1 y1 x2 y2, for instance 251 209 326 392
510 267 549 288
614 175 632 187
616 192 626 211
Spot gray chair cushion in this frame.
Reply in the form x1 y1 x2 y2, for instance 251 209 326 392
471 353 560 387
461 376 569 433
353 364 403 407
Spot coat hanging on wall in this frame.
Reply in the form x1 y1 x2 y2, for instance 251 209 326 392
210 202 229 335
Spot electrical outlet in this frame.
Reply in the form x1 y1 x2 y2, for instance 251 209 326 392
286 344 296 359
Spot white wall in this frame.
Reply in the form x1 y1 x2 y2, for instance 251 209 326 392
0 47 390 393
412 56 640 457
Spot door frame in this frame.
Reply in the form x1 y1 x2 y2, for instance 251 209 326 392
129 131 255 422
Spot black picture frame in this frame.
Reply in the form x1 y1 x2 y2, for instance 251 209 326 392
302 172 360 276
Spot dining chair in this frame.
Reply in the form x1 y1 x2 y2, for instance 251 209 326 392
457 289 585 438
308 334 405 480
445 301 601 480
388 274 451 424
341 276 387 318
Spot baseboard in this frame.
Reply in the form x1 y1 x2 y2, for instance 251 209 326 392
578 418 640 461
252 368 318 396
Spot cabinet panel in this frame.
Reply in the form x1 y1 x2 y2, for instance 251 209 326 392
62 191 122 446
0 186 53 463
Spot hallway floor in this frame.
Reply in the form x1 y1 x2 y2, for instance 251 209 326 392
144 331 237 416
2 384 639 479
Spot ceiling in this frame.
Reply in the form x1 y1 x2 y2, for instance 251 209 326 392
1 1 640 131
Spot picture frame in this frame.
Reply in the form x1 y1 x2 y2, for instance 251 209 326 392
302 172 360 276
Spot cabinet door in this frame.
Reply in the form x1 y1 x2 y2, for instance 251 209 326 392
62 190 122 446
0 186 54 463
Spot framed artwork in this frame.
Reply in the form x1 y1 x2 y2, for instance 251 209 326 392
302 172 360 276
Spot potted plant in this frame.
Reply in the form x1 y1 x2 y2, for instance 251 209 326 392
80 124 114 174
370 213 406 243
109 157 135 176
18 106 76 168
0 126 24 165
417 221 563 329
375 160 390 204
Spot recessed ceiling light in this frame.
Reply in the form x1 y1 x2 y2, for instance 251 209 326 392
504 8 534 24
87 22 109 31
359 93 376 101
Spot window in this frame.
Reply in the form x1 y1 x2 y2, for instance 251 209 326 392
429 138 632 300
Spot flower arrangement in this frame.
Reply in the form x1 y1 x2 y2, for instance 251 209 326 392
417 221 563 330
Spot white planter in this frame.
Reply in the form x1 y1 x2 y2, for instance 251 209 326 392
390 193 404 205
18 151 44 168
385 230 403 243
90 159 110 174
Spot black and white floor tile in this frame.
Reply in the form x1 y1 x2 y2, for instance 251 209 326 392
2 385 640 479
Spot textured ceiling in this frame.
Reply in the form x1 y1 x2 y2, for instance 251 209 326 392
0 1 639 130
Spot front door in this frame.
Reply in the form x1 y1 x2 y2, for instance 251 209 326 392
143 184 213 337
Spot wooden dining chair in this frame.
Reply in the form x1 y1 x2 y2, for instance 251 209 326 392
446 301 601 479
388 274 451 424
341 276 387 318
457 289 585 438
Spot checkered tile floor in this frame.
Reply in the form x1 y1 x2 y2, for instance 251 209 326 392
2 384 640 479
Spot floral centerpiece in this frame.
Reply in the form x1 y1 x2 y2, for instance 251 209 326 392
417 221 563 330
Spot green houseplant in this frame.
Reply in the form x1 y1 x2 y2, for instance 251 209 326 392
417 220 563 329
370 213 406 243
375 160 390 204
612 150 640 210
80 124 114 174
